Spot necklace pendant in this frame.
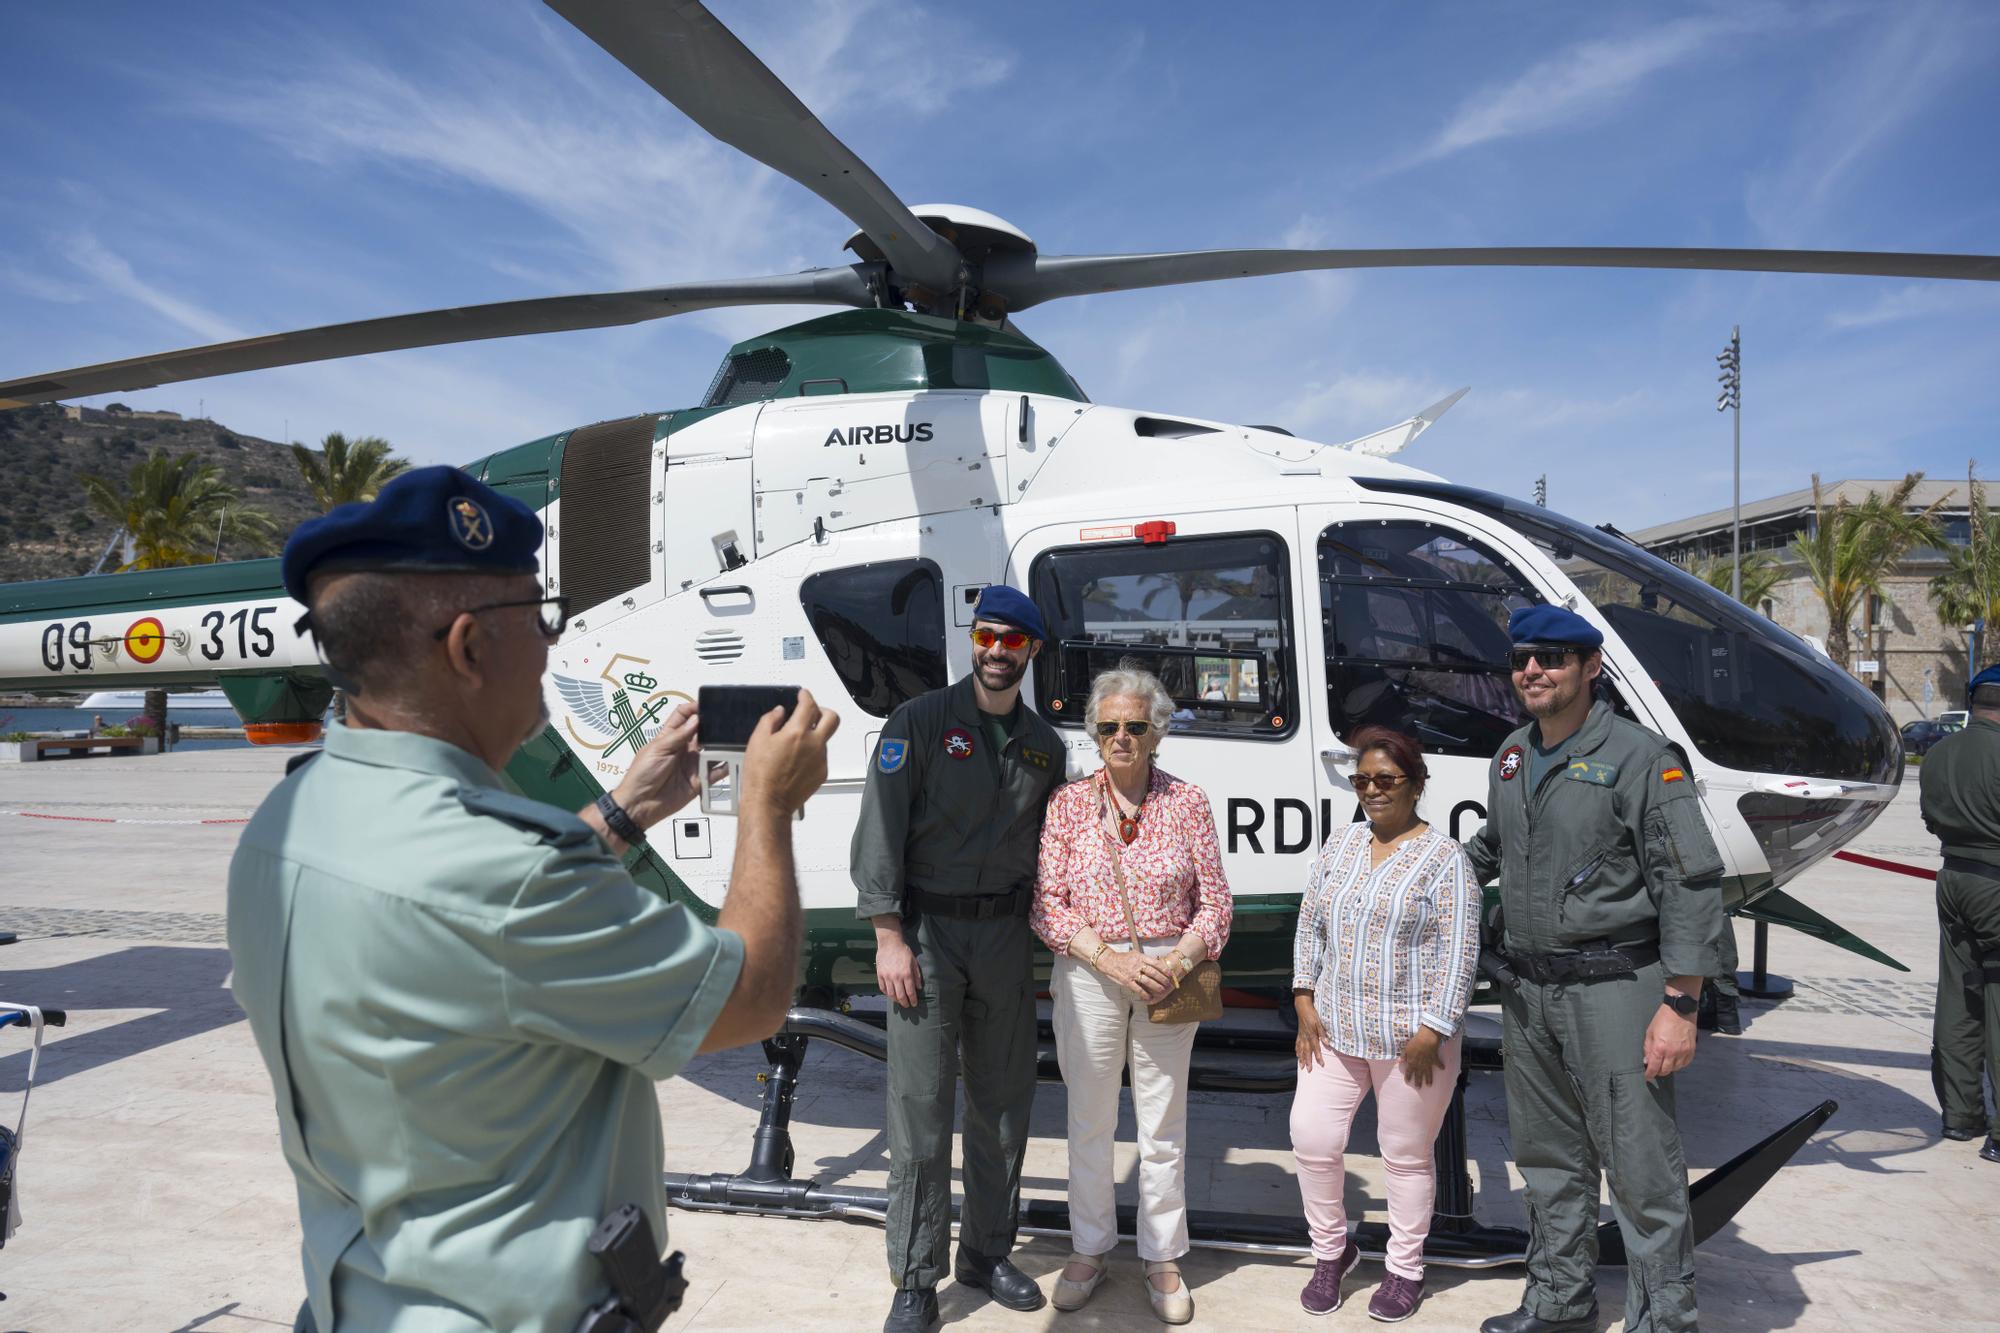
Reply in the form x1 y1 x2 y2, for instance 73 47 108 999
1117 815 1140 845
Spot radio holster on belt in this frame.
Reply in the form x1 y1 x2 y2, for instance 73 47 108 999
574 1204 686 1333
1476 901 1519 991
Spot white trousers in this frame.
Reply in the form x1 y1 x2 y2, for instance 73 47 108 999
1051 940 1200 1262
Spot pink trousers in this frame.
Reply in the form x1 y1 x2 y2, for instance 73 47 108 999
1289 1034 1462 1280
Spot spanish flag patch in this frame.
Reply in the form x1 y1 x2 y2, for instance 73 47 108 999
1661 767 1686 784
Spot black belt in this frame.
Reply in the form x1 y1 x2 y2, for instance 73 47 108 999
1942 856 2000 883
906 884 1030 920
1505 938 1661 986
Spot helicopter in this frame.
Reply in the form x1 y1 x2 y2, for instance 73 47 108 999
3 0 1995 1268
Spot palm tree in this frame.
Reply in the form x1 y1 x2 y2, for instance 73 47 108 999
1691 551 1786 611
79 450 275 571
1790 473 1944 670
290 432 409 510
1929 466 2000 673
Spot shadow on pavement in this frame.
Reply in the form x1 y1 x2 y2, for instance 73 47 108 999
0 945 237 1091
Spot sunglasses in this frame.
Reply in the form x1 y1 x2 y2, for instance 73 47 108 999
971 626 1034 651
1094 720 1153 738
1508 647 1581 672
1350 773 1410 792
432 595 570 642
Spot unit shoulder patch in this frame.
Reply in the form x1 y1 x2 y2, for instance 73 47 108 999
877 738 909 774
1498 745 1524 781
1660 765 1687 784
1563 759 1620 787
456 785 594 846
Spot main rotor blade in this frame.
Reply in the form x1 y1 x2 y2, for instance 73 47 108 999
548 0 962 295
989 246 2000 310
0 268 874 407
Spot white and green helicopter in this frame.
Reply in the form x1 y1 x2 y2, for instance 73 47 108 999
3 0 1994 1266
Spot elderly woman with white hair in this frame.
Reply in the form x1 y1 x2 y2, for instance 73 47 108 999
1031 667 1231 1325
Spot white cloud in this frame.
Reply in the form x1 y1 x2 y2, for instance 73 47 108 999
1827 281 2000 331
1401 14 1759 169
60 233 241 343
1745 5 1984 240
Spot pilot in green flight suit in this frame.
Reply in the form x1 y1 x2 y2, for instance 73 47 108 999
1919 663 2000 1162
227 467 834 1332
852 585 1065 1333
1465 606 1724 1333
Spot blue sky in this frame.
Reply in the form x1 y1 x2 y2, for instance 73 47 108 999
4 0 1996 530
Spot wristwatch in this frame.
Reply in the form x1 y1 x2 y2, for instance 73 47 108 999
1661 991 1698 1017
595 791 646 846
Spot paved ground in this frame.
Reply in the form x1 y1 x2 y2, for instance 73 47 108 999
0 747 1992 1331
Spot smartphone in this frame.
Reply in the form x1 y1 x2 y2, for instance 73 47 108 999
697 685 800 750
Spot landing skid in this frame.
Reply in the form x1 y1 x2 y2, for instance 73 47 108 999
663 1006 1833 1268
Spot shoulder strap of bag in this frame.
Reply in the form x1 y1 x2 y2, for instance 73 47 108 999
1101 774 1145 944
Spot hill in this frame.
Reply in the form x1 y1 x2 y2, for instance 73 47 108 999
0 403 324 583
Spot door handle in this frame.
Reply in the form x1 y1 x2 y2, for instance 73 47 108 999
699 585 754 603
1319 745 1358 764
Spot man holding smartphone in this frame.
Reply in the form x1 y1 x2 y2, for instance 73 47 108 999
228 467 838 1332
852 585 1067 1333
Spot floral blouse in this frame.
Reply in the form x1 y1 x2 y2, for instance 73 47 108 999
1292 824 1479 1061
1032 767 1232 960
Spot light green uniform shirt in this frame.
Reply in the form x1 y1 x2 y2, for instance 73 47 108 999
226 723 744 1332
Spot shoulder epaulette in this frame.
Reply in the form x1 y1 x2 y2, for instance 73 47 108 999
455 785 596 847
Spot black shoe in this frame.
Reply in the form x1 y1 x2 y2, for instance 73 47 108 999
1981 1136 2000 1164
954 1249 1048 1312
1480 1305 1601 1333
1942 1124 1981 1142
883 1287 940 1333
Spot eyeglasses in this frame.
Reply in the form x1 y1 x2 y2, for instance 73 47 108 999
971 626 1034 651
1094 720 1153 738
432 596 570 642
1350 773 1410 792
1508 647 1581 672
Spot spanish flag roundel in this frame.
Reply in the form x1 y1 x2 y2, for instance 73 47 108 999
125 617 167 664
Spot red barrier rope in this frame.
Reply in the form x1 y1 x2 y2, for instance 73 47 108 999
1832 849 1938 881
1 808 248 826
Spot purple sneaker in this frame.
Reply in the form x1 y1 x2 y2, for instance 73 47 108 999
1368 1273 1425 1323
1300 1239 1360 1316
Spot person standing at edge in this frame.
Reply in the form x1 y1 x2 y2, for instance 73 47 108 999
1466 606 1725 1333
852 585 1067 1333
228 466 837 1333
1919 663 2000 1163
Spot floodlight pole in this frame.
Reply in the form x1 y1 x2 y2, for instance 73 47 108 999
1717 327 1743 601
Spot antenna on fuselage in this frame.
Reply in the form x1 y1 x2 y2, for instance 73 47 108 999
1333 386 1470 457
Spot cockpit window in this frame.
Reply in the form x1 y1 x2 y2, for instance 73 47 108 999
1353 478 1900 784
1319 521 1536 755
1030 532 1296 739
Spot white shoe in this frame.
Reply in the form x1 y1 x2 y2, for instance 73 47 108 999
1053 1252 1109 1312
1146 1260 1193 1325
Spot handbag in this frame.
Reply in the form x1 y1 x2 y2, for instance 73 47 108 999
1106 835 1223 1024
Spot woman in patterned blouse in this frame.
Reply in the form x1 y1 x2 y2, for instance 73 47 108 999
1032 667 1231 1326
1289 725 1480 1324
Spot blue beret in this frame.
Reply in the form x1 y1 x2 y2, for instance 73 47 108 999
1971 664 2000 702
281 465 542 603
973 584 1047 641
1508 605 1604 649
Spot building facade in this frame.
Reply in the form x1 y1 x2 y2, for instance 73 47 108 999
1631 479 1988 727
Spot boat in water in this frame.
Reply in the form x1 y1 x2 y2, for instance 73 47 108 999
73 689 233 712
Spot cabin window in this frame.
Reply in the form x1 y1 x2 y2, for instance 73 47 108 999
799 558 946 718
1318 520 1536 756
1030 531 1297 739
